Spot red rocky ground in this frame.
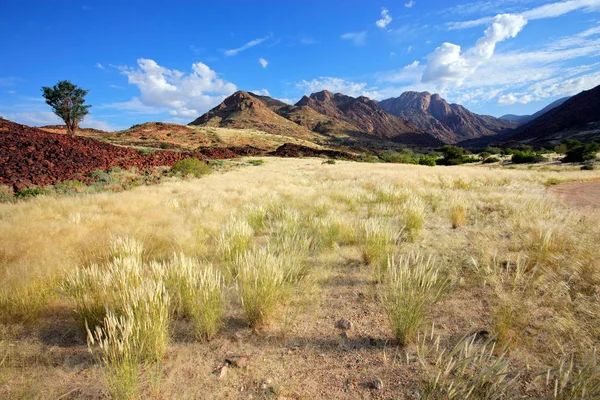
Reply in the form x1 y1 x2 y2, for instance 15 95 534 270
0 119 261 191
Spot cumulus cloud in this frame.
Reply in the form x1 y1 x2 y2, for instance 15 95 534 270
96 63 105 70
107 58 236 118
341 31 367 45
258 57 268 68
498 93 518 105
422 14 527 85
376 8 392 28
225 35 269 56
405 1 415 8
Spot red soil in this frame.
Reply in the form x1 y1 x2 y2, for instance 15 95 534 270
0 119 261 191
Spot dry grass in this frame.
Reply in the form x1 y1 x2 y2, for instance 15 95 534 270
1 157 600 398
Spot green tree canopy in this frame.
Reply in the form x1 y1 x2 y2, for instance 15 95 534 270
41 80 91 135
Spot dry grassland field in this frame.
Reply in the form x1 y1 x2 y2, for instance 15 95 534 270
1 157 600 399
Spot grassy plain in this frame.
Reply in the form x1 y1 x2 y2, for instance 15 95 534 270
1 157 600 399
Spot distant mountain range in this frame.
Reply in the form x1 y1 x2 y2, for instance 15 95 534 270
500 97 570 124
190 84 600 148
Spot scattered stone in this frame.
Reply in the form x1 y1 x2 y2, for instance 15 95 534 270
369 336 377 346
213 364 228 380
336 318 353 330
260 378 272 390
373 377 384 390
226 355 249 369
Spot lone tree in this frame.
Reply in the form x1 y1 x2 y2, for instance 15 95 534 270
41 80 91 135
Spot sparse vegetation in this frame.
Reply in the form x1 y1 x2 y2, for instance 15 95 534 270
170 157 212 177
2 158 600 398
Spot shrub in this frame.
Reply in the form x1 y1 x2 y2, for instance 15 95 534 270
171 158 211 177
418 155 437 166
322 159 336 165
90 169 113 183
248 159 264 166
581 163 596 171
15 187 53 198
479 152 491 160
562 142 599 163
439 146 465 165
380 150 418 164
382 254 447 345
511 151 545 164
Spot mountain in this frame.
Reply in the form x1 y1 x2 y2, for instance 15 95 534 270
500 97 570 124
190 90 443 147
295 90 442 146
189 91 319 141
378 91 519 144
500 85 600 145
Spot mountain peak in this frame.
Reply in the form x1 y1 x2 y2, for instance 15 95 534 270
379 91 519 143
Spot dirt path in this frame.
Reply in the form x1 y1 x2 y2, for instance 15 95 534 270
549 180 600 209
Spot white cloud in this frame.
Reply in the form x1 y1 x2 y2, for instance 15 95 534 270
376 8 392 29
341 31 367 45
449 0 600 30
3 111 121 131
297 77 371 97
105 58 236 119
422 14 527 85
5 90 16 94
378 61 424 84
225 36 269 56
96 63 105 70
252 89 271 96
109 84 125 89
276 97 297 105
258 57 268 68
405 1 415 8
498 93 518 105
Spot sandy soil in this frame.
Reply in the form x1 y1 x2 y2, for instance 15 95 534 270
548 180 600 209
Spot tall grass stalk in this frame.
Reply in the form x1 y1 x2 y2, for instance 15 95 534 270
382 254 447 345
415 331 519 399
235 248 287 328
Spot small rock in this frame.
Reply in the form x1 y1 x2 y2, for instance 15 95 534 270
260 378 272 390
373 377 383 390
369 337 377 346
226 355 249 369
336 318 353 330
213 364 228 380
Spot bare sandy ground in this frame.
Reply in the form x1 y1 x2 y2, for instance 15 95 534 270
549 180 600 209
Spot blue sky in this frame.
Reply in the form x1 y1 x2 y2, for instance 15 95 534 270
1 0 599 131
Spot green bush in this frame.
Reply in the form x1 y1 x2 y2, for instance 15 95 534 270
358 153 381 163
511 151 545 164
16 187 53 198
171 158 212 177
380 150 418 164
581 163 596 171
439 146 465 165
90 169 113 183
418 156 437 166
248 159 264 166
322 159 336 165
562 142 599 163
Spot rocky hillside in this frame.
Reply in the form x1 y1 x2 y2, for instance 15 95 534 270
500 84 600 145
189 91 319 141
378 91 519 143
295 90 442 146
0 118 257 190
